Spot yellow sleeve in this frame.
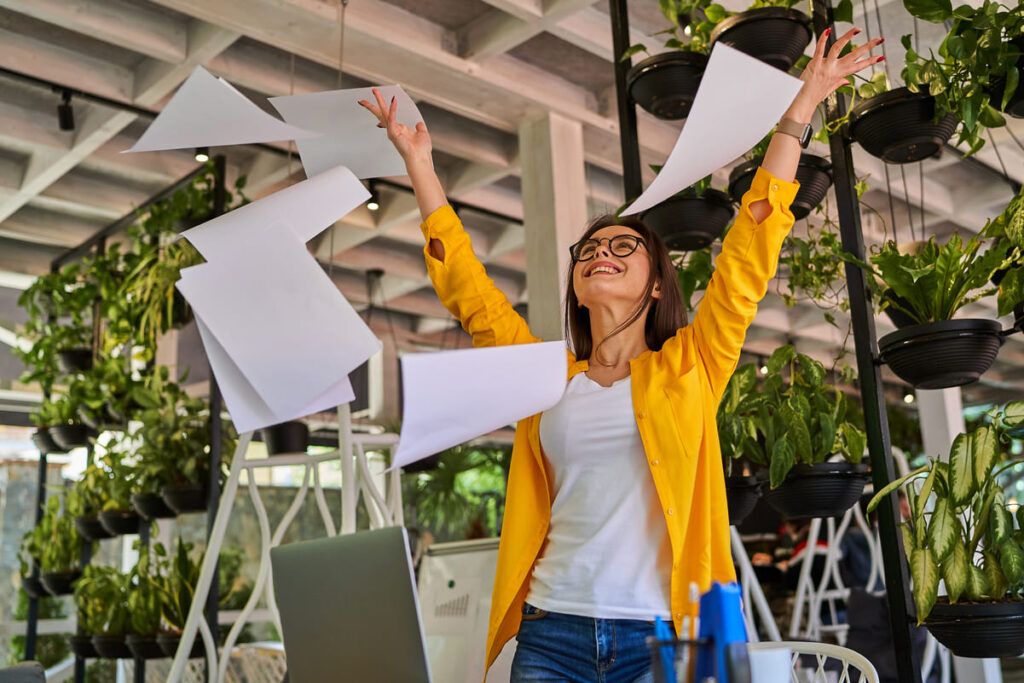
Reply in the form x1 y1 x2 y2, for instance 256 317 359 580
421 205 540 348
690 167 800 400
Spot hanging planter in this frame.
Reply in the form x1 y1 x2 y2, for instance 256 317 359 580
848 87 958 163
878 319 1008 389
21 574 45 599
92 635 132 660
41 569 82 596
642 189 735 251
261 420 310 456
98 509 142 536
709 8 812 71
31 427 67 455
157 632 205 659
763 462 869 520
132 492 176 520
57 348 93 374
69 634 99 659
51 423 93 451
925 600 1024 658
161 483 208 515
725 476 761 526
126 634 166 660
727 154 832 220
74 515 114 542
627 51 708 120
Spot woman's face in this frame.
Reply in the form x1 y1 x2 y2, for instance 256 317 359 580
571 225 659 311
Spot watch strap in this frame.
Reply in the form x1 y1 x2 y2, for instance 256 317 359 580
777 117 812 148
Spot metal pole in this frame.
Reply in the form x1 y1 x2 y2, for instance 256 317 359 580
810 2 921 680
204 156 228 675
609 0 643 201
22 450 47 661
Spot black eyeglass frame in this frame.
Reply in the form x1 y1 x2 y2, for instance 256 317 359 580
569 234 647 263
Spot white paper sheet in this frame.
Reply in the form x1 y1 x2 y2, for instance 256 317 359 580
125 66 317 153
269 85 424 179
181 165 369 260
175 232 381 420
195 316 356 433
622 44 804 216
391 342 568 470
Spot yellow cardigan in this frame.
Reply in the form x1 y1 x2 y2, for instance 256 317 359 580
419 166 800 677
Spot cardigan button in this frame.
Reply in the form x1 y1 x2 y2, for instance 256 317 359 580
651 459 660 466
667 507 675 516
636 410 646 420
772 184 779 191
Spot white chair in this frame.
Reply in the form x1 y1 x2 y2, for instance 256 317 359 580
748 640 879 683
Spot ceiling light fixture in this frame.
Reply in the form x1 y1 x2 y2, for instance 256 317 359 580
194 147 210 163
57 90 74 131
366 182 380 212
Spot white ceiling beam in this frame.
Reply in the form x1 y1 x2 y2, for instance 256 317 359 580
460 0 597 61
551 7 662 62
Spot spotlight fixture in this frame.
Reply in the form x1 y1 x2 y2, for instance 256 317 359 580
903 391 915 404
194 147 210 163
683 25 692 36
758 355 768 375
57 90 74 131
366 182 380 212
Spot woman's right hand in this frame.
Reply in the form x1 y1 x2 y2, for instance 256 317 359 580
358 87 432 165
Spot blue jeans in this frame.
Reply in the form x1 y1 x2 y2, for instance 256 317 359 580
511 603 669 683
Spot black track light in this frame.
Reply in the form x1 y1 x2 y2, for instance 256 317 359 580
194 147 210 163
366 182 380 212
57 90 74 131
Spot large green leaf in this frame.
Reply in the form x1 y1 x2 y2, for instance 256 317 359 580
927 498 958 563
984 551 1009 599
972 425 998 488
1002 400 1024 431
782 403 813 463
842 424 866 465
965 563 990 600
766 345 795 375
990 490 1013 545
910 545 940 623
944 541 969 603
769 439 795 489
867 464 929 514
818 412 836 460
1001 538 1024 587
948 431 975 507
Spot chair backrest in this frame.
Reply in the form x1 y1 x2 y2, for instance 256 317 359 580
748 641 879 683
0 662 45 683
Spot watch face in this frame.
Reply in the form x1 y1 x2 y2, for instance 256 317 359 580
800 125 812 147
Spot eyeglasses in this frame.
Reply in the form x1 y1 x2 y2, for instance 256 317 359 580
570 235 646 262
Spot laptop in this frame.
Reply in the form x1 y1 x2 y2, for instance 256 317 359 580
270 527 433 683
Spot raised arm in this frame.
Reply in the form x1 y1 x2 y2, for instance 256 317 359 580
359 89 538 348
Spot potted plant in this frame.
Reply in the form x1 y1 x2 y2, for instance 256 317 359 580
867 400 1024 657
642 174 736 251
623 0 713 120
899 0 1022 153
28 400 68 456
261 420 310 456
983 185 1024 327
69 466 115 541
727 133 834 221
37 496 85 595
125 544 166 660
716 363 763 525
74 565 133 659
709 0 813 71
97 439 143 536
47 383 96 451
155 540 218 658
747 345 868 519
840 233 1022 388
17 263 97 375
17 530 45 599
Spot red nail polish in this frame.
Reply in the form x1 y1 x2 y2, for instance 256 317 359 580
879 55 886 61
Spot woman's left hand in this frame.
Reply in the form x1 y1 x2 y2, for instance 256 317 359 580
795 27 885 110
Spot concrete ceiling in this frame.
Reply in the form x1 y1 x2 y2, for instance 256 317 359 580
0 0 1022 409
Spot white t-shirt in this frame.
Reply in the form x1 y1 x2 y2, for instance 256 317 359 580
526 372 673 620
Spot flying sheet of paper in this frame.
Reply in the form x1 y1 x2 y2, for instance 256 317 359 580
195 316 356 433
269 85 424 179
176 232 381 420
125 66 317 153
391 342 568 470
622 44 804 216
181 165 369 259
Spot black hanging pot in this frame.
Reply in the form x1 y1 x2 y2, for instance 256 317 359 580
31 427 67 455
21 574 45 599
848 87 958 163
261 421 310 455
41 569 82 596
98 509 142 536
727 154 833 220
987 37 1024 118
710 8 812 71
402 453 442 473
132 492 177 520
642 189 736 251
626 51 709 120
51 423 93 450
878 318 1008 389
725 476 762 526
763 462 869 520
75 514 114 541
157 632 205 659
126 634 166 660
57 348 93 374
926 600 1024 658
171 289 195 329
76 405 107 432
69 634 99 659
92 634 132 659
161 483 208 515
880 290 920 329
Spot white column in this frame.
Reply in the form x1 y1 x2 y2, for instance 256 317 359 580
368 336 401 423
518 111 588 342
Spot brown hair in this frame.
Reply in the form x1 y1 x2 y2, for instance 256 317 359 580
564 214 687 363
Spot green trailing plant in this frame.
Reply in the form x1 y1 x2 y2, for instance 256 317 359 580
127 543 163 636
982 184 1024 317
900 0 1023 154
36 495 84 574
73 566 130 636
675 247 714 313
840 232 1022 325
68 465 110 520
74 354 147 427
868 400 1024 622
98 436 137 514
621 0 716 61
155 540 252 632
743 345 866 488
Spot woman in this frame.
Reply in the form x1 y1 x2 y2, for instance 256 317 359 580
361 27 882 683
